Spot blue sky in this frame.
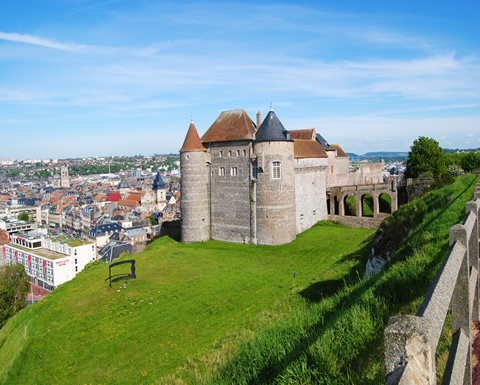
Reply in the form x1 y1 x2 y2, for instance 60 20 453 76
1 0 479 159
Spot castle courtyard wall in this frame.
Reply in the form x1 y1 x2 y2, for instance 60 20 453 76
294 158 328 233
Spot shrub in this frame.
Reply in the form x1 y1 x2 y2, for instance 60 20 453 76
447 164 465 176
431 172 455 190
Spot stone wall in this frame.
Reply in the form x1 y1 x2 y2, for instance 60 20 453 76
254 141 296 245
328 214 385 228
294 158 328 233
180 151 210 243
349 162 384 185
209 141 252 243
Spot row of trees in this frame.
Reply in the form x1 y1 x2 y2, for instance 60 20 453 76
405 136 480 179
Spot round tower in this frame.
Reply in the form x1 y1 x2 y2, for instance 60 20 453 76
253 108 296 245
180 120 210 243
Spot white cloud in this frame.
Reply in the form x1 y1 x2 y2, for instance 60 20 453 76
0 31 84 51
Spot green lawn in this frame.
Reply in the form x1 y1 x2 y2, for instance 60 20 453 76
3 174 477 384
0 222 374 385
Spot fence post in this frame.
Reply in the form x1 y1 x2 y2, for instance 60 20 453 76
385 315 434 384
466 200 480 321
449 224 471 384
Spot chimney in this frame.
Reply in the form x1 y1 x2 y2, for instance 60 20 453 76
256 111 262 129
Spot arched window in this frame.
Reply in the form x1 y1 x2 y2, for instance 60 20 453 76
272 162 281 179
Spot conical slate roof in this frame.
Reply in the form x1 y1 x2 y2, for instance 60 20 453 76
180 122 206 153
255 110 293 142
152 171 167 190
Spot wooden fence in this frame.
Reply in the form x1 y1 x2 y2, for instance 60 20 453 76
384 181 480 385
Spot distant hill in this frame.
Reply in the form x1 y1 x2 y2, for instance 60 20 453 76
347 152 409 161
443 147 480 154
347 148 480 162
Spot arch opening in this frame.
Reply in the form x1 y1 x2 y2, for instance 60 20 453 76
333 196 340 215
361 194 374 217
379 193 392 214
343 195 356 216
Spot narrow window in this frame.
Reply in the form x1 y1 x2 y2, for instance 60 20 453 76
272 162 281 179
219 151 223 157
252 161 258 179
228 150 232 157
243 149 246 156
231 167 238 176
219 167 225 176
236 150 240 156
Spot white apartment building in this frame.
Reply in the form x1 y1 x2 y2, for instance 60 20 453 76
2 232 96 291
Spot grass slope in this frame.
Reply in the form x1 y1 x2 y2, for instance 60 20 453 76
200 174 479 384
0 221 374 384
1 174 477 384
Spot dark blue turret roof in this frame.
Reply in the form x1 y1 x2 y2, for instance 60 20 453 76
152 171 167 190
255 110 293 142
316 133 335 150
118 179 130 189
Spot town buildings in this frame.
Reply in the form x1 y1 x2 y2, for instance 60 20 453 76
3 230 96 291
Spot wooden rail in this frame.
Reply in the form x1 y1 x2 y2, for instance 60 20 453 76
384 182 480 385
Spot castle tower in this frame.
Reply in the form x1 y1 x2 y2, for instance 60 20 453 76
60 165 70 188
152 171 167 212
180 120 210 243
253 108 296 245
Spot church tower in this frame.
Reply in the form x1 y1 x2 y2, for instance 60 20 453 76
60 165 70 188
253 107 296 245
180 120 210 243
152 171 167 212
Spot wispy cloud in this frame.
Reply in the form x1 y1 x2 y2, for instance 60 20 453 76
0 31 84 51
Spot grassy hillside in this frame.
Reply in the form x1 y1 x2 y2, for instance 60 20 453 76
0 221 374 384
1 174 478 384
199 174 479 384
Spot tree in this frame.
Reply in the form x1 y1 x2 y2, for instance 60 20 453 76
0 264 30 328
6 169 19 178
461 151 480 173
405 136 446 179
17 211 29 222
147 216 158 226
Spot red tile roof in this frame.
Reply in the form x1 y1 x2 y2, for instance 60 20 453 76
290 129 316 140
201 109 256 143
293 140 328 159
126 193 141 202
332 144 349 158
118 200 140 207
107 192 122 202
180 122 206 152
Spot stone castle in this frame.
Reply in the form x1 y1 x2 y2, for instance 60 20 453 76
179 107 372 246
